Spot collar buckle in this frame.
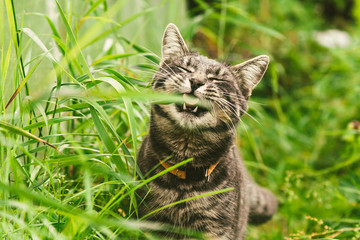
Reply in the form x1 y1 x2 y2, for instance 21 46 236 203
159 160 220 182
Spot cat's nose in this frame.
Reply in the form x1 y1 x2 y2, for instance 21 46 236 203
190 78 204 90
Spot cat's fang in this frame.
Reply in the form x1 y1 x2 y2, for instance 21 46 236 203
183 103 187 110
192 106 198 113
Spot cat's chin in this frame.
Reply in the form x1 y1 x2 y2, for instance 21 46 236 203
166 104 217 129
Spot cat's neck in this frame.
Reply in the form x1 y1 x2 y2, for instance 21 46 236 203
149 109 235 168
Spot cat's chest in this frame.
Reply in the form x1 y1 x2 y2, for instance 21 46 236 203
168 136 204 156
148 184 235 224
164 131 222 158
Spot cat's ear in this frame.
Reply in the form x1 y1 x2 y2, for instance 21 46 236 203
230 55 269 97
161 23 189 65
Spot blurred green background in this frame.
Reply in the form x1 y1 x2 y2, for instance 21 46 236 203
1 0 360 239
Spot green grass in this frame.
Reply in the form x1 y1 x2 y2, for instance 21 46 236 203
1 0 360 239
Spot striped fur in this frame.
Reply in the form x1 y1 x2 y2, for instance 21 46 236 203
137 23 277 239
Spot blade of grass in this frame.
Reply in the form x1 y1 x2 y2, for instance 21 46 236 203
84 0 107 17
99 158 194 216
0 182 163 232
104 69 141 90
22 26 63 87
89 105 127 174
22 27 57 62
31 12 77 79
83 168 93 212
55 0 97 86
139 187 234 220
23 116 82 131
91 53 138 66
122 97 138 162
0 120 57 150
4 0 29 95
34 102 49 133
5 56 44 109
81 3 164 51
91 76 139 166
1 40 12 112
0 211 41 239
195 0 284 40
119 36 160 64
68 96 140 177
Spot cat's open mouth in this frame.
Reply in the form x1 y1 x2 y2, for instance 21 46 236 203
175 94 208 117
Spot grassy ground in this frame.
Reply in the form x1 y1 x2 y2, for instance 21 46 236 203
1 0 360 239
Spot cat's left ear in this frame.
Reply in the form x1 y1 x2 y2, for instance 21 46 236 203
161 23 189 65
230 55 269 97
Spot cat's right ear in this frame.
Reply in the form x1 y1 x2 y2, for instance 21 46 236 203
230 55 269 98
161 23 189 65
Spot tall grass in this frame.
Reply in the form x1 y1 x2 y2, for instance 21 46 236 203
0 0 182 238
1 0 360 239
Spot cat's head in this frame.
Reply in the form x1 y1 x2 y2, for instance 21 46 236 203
152 23 269 130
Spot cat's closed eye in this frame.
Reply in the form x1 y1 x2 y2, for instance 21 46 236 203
208 77 227 82
176 65 192 73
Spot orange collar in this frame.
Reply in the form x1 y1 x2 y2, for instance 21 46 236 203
159 160 220 181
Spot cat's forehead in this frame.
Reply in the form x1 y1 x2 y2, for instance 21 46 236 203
176 55 231 76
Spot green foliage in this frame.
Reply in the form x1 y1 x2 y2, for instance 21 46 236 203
0 0 359 239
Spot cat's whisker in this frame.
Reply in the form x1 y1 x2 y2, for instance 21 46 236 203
136 47 162 62
137 60 178 78
212 100 235 124
205 95 237 120
215 98 239 119
146 70 168 77
213 101 237 135
239 108 261 125
216 99 252 136
217 98 260 125
156 66 176 77
239 118 250 137
159 61 177 76
222 92 263 106
222 92 262 105
135 69 170 80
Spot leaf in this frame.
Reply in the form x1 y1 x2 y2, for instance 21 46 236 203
91 53 138 66
55 0 96 83
123 97 138 161
119 36 160 64
23 116 82 131
81 3 164 50
34 102 49 132
100 158 194 215
84 0 107 17
90 77 139 163
67 96 137 176
43 15 64 54
89 106 127 174
4 0 29 95
103 69 141 90
0 120 57 150
1 40 12 93
22 28 57 63
140 187 234 220
5 56 44 109
0 182 163 232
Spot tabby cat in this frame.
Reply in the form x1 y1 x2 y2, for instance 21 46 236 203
137 23 277 239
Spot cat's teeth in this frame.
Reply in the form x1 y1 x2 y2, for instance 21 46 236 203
183 103 187 110
192 106 198 113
